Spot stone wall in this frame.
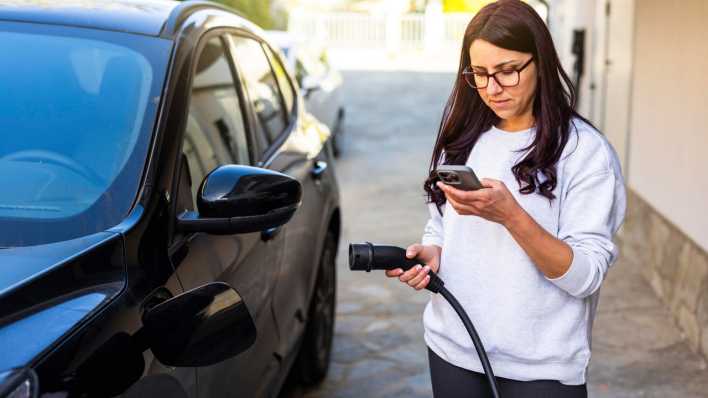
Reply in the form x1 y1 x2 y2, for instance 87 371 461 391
618 189 708 359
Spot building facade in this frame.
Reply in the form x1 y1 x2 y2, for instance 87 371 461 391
549 0 708 359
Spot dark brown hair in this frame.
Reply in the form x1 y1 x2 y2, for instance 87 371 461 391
424 0 591 211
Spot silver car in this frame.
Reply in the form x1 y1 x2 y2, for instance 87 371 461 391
267 30 345 156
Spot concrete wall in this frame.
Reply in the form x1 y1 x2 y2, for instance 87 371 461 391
621 190 708 358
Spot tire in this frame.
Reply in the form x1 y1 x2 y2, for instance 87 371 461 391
295 232 337 386
331 107 345 158
331 133 341 158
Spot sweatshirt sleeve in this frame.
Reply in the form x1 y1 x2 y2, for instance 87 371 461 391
421 202 444 248
546 167 627 299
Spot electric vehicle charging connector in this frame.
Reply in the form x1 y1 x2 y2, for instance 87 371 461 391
349 242 502 398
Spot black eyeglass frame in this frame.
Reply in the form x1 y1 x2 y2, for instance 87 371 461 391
462 57 534 89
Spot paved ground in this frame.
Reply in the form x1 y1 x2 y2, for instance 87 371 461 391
280 70 708 397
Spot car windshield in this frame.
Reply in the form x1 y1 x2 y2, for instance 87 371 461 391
0 22 171 247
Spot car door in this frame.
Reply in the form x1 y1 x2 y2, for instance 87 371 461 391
228 34 331 364
167 33 284 398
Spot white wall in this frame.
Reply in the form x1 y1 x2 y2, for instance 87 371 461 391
549 0 708 250
549 0 635 175
547 0 596 117
627 0 708 251
587 0 607 125
596 0 634 177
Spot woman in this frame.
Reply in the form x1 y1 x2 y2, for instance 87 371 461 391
385 1 626 397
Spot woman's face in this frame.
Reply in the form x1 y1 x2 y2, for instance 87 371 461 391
468 39 537 123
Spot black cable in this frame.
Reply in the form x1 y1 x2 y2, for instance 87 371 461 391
438 281 501 398
349 243 503 398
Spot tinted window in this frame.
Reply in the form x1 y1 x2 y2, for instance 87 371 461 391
230 35 287 144
183 37 249 198
0 22 170 247
263 44 294 116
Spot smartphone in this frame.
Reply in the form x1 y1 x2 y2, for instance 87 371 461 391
436 165 483 191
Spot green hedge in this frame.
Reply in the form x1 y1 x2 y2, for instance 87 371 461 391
209 0 282 29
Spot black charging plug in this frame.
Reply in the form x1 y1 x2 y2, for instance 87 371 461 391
349 242 445 293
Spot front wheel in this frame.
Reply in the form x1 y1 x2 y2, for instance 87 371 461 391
331 107 345 157
295 232 337 385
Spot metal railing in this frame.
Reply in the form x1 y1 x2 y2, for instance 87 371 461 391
287 10 473 53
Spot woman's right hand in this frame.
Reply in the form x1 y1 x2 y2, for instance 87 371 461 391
385 244 441 291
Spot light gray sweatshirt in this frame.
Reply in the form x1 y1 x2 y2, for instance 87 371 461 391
422 119 626 385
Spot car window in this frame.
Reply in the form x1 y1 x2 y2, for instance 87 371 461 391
229 35 288 145
262 44 294 116
183 116 219 198
183 36 249 197
0 22 170 247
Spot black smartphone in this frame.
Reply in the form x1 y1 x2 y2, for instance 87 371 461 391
436 165 483 191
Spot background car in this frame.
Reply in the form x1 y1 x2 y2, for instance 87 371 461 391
266 30 346 156
0 1 340 397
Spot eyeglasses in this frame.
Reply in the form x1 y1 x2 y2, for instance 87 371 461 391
462 58 534 89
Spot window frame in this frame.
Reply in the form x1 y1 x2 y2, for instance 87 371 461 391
261 41 296 121
185 31 257 170
225 31 299 166
214 34 257 166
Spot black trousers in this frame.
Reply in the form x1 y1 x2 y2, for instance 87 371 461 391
428 347 588 398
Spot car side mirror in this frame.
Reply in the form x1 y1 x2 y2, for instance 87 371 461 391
176 165 302 235
142 282 256 367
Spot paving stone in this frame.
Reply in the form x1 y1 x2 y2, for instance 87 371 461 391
334 315 375 334
336 302 365 315
330 334 374 364
363 319 392 333
380 341 428 366
397 371 433 395
359 328 411 353
346 358 398 381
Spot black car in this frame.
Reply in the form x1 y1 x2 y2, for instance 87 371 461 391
0 1 340 397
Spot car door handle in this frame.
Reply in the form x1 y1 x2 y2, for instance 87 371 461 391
261 227 281 242
311 160 328 179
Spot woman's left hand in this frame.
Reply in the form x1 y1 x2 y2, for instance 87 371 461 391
436 178 523 227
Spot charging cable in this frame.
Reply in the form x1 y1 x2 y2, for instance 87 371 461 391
349 242 502 398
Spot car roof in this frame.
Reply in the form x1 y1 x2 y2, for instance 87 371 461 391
0 0 249 38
